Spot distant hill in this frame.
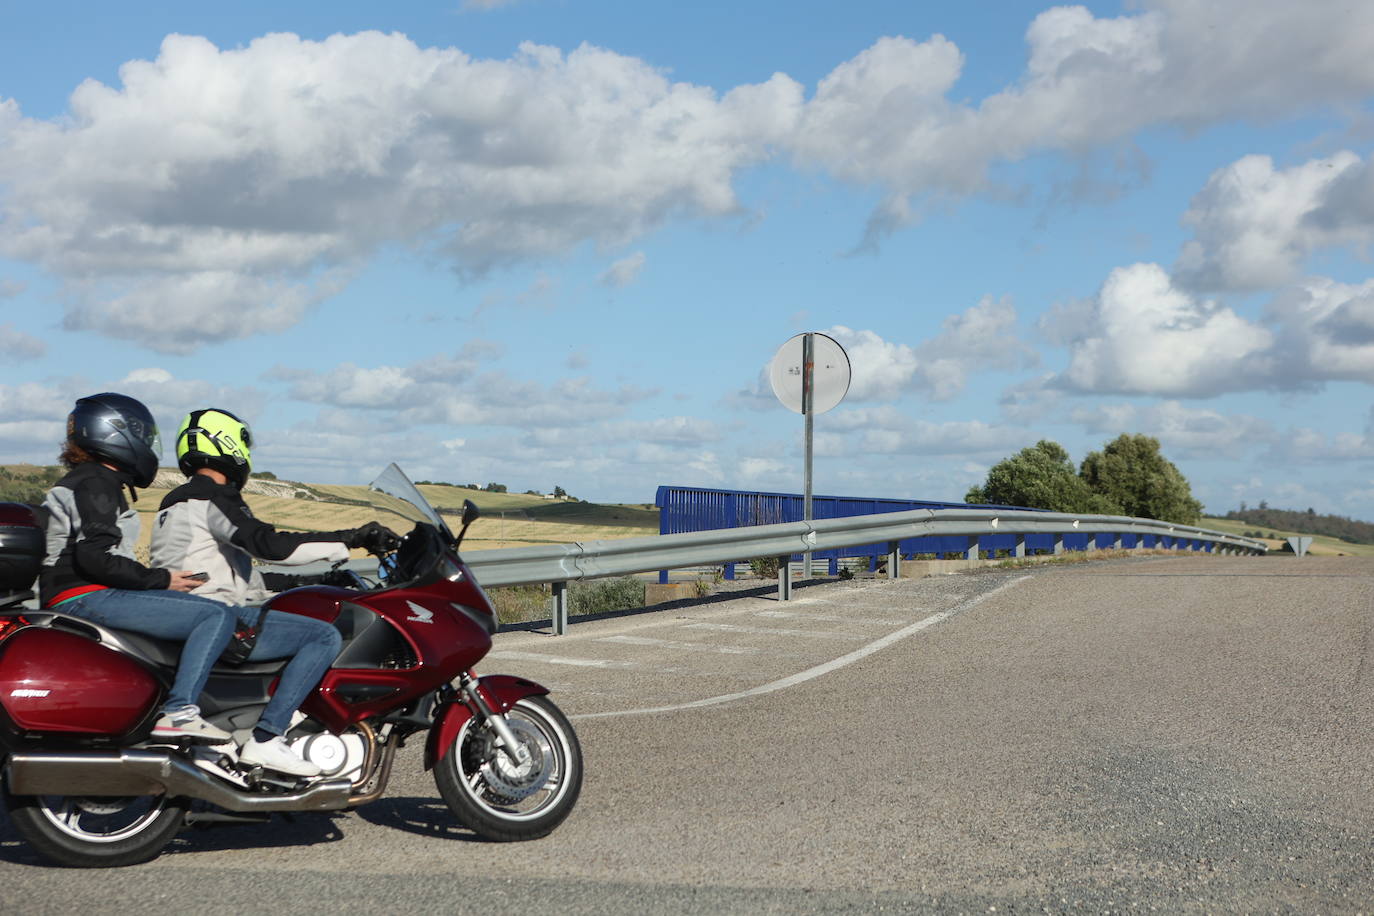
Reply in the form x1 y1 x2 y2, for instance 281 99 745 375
1223 506 1374 545
1 464 657 552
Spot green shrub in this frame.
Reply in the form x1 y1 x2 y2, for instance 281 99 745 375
489 584 550 625
569 577 645 616
748 557 780 578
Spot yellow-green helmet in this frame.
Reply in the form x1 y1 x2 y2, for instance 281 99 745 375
176 408 253 488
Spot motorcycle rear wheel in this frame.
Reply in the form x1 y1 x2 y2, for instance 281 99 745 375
3 784 186 867
435 695 582 841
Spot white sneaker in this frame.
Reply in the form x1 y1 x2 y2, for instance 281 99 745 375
150 706 232 744
239 736 321 777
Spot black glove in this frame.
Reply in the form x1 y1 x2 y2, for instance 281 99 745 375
346 521 401 555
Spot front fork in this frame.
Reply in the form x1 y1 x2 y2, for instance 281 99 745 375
457 673 531 767
423 672 551 771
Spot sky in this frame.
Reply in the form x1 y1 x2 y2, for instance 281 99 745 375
2 0 1374 518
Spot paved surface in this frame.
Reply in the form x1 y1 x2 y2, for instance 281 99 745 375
2 554 1371 913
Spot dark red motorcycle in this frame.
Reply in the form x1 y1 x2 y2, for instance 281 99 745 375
0 464 581 867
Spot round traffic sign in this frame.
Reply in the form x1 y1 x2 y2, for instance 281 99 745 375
768 332 851 415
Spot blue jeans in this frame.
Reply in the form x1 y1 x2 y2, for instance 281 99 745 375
241 608 342 737
61 589 238 715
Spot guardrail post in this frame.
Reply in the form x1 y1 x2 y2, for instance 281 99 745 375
886 542 901 579
551 581 569 636
1014 534 1026 558
1053 534 1064 555
778 556 792 601
1113 533 1123 550
964 537 978 561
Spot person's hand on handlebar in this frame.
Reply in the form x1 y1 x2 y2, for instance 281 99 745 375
347 521 402 556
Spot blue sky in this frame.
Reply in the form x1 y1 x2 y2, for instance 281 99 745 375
3 0 1374 518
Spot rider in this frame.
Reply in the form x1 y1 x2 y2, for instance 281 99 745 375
39 393 238 744
150 407 399 777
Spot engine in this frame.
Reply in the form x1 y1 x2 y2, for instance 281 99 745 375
289 728 369 782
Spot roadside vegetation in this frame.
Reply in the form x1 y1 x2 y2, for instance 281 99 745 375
1200 516 1374 558
489 577 648 625
1221 502 1374 546
964 434 1203 524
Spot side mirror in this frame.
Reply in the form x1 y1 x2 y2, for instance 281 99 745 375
454 499 480 551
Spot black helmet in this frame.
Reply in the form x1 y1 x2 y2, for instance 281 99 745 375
67 393 162 487
175 408 253 489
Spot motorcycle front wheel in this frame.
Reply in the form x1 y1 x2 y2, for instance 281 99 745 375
2 784 186 867
434 695 582 841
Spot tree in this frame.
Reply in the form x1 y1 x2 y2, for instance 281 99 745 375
1078 433 1203 525
553 485 566 499
966 440 1121 514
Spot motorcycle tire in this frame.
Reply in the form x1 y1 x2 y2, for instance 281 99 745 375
435 694 582 842
2 780 187 868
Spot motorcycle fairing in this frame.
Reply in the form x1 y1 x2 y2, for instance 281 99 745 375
291 579 493 733
423 674 550 770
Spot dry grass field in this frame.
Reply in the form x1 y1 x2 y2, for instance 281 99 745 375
1200 516 1374 557
121 473 660 556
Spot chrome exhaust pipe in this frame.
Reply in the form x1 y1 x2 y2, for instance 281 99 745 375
5 749 353 812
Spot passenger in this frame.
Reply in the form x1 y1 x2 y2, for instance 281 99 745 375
40 393 237 744
151 408 399 777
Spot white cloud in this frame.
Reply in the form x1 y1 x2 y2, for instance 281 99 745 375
599 252 646 287
1070 400 1276 458
279 347 652 428
0 32 802 349
0 373 263 461
0 381 75 422
912 295 1037 398
0 277 25 299
820 406 1029 457
108 369 267 432
1268 277 1374 384
5 3 1374 350
823 327 921 401
1174 152 1368 291
0 323 45 360
789 0 1374 243
822 297 1034 404
610 416 723 445
1051 263 1275 396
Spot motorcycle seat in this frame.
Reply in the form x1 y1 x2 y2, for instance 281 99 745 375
110 629 290 676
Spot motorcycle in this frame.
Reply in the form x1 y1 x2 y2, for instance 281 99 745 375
0 464 581 867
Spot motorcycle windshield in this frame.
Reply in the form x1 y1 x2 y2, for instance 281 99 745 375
367 463 455 542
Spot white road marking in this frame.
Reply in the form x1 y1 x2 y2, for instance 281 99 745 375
486 650 638 669
571 575 1030 720
682 622 864 640
596 635 760 655
754 610 909 625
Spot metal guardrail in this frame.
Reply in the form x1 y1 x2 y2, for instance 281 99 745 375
268 507 1263 635
653 484 1037 579
467 508 1264 634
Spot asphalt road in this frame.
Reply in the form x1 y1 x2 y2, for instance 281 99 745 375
2 555 1371 913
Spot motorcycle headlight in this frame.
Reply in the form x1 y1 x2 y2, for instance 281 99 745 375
437 554 465 582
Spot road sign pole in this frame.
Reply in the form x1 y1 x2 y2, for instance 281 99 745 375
767 330 851 581
803 332 814 576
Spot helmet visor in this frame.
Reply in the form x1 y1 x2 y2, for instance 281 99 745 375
113 414 162 459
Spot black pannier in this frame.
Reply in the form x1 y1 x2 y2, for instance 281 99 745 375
0 503 44 594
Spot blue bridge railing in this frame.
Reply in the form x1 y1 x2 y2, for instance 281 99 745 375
654 485 1183 581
